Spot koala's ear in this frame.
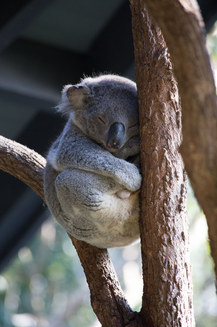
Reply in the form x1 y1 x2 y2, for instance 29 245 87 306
58 84 91 114
67 84 91 108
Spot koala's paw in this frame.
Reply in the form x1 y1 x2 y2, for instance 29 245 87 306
118 163 142 192
128 173 142 191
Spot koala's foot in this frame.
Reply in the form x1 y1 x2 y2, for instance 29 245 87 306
116 190 131 199
116 189 140 199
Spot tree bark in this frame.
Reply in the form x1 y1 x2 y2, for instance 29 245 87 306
130 2 194 326
0 135 46 199
142 0 217 281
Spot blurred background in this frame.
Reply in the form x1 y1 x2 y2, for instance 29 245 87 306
0 1 217 326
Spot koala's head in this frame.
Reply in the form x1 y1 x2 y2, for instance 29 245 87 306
58 74 139 154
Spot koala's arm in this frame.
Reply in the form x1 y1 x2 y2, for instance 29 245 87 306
47 123 141 192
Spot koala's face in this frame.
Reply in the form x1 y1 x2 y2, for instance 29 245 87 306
60 75 139 154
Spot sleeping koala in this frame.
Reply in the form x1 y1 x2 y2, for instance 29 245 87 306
44 74 141 248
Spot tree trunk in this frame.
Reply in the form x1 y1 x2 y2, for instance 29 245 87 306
130 2 194 326
142 0 217 282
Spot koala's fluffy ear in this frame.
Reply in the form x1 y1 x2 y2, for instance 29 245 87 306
67 85 91 107
58 84 91 114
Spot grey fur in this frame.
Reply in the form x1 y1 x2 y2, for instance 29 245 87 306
44 74 141 248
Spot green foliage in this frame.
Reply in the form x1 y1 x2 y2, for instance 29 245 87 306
0 221 95 327
207 21 217 86
0 219 142 327
187 185 217 327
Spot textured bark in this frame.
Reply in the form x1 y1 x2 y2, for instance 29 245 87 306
130 2 194 326
0 135 141 327
142 0 217 281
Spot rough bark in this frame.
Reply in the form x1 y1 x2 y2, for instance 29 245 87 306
0 135 141 327
142 0 217 280
0 135 46 199
130 2 194 326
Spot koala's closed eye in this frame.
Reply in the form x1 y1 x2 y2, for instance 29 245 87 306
128 123 139 129
97 116 106 125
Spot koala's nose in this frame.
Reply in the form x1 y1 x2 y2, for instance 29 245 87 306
106 122 125 150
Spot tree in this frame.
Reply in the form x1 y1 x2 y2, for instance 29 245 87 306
0 0 216 326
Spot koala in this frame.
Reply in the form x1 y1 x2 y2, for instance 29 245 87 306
44 74 141 248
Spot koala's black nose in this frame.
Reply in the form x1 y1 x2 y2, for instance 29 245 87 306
107 123 125 150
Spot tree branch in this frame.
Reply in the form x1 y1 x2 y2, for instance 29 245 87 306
0 135 142 327
142 0 217 280
0 135 46 199
130 2 194 325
